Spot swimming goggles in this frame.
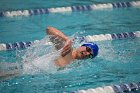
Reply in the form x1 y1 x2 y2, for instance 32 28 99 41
85 47 94 58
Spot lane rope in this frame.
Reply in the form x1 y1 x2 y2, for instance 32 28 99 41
0 31 140 51
73 82 140 93
0 1 140 17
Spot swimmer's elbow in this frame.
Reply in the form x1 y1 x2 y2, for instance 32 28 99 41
46 26 52 34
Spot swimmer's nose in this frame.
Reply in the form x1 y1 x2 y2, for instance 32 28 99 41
82 51 90 56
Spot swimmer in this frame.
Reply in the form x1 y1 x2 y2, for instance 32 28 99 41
47 26 99 67
0 26 99 79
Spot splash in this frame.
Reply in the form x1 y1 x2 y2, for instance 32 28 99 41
17 36 62 74
16 32 85 75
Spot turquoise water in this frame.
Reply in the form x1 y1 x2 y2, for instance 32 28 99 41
1 8 140 43
0 0 134 11
0 0 140 93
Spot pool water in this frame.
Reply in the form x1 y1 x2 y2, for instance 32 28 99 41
1 8 140 43
0 0 134 11
0 0 140 93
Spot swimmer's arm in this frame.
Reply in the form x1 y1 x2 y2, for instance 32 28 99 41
46 26 68 41
46 26 72 57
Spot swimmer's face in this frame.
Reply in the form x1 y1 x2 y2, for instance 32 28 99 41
76 46 93 59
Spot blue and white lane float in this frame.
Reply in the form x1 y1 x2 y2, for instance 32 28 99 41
74 82 140 93
0 1 140 17
0 31 140 51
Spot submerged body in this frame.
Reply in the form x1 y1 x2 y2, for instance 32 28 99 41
0 62 22 80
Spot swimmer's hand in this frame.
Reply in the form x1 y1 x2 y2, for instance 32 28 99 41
61 39 72 57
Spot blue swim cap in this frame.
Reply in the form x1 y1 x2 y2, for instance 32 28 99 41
82 42 99 58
